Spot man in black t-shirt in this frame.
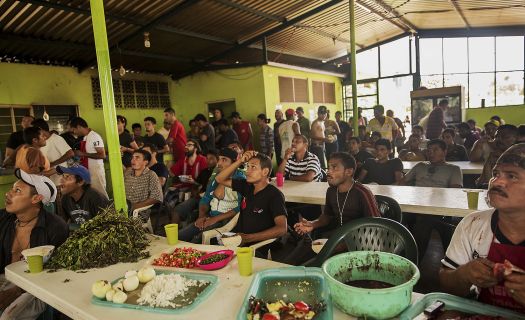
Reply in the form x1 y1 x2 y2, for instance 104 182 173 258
215 151 287 257
348 137 373 178
358 139 403 185
4 115 34 164
142 144 169 188
143 117 169 163
57 165 109 229
282 153 381 265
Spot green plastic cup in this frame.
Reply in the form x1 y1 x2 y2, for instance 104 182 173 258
236 247 253 276
466 190 480 210
164 223 178 245
27 255 43 273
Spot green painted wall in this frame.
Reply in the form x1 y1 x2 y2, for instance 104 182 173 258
262 64 344 123
172 66 266 148
465 105 525 126
0 63 167 140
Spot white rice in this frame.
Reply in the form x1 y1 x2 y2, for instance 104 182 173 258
136 274 208 308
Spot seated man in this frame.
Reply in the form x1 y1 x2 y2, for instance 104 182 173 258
179 148 245 243
277 134 323 224
169 150 219 225
442 128 469 161
457 122 480 151
347 137 373 178
277 134 322 182
398 134 427 161
215 151 287 258
476 125 518 188
412 125 430 150
358 139 403 185
141 144 169 188
170 139 208 188
283 152 381 265
4 126 50 175
0 169 68 319
124 150 163 217
440 143 525 313
401 139 463 261
57 165 110 229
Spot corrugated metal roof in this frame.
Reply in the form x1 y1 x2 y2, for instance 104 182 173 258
0 0 524 78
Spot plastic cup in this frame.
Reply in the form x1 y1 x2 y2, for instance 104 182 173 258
164 224 178 245
276 172 284 187
465 190 481 210
27 255 43 273
236 247 253 276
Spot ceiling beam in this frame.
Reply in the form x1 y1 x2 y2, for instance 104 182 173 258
354 0 408 32
79 0 201 71
15 0 234 46
448 0 471 29
174 0 346 79
371 0 418 32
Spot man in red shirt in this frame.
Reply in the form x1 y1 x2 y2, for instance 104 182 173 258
230 112 253 150
170 139 208 188
164 107 187 162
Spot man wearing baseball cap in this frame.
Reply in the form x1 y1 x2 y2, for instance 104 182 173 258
178 147 246 243
0 169 68 318
57 165 110 229
440 143 525 312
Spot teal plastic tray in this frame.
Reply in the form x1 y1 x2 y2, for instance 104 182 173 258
236 266 333 320
91 270 218 314
399 292 525 319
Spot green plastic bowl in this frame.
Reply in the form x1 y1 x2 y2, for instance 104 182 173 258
322 251 420 319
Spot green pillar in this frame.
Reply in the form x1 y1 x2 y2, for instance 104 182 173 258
349 0 359 133
89 0 127 213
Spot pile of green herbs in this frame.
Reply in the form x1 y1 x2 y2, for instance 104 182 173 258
46 206 150 270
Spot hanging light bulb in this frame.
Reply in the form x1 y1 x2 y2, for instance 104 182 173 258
119 65 126 77
43 108 50 121
144 32 150 48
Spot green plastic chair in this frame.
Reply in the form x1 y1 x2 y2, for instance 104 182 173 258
375 195 403 223
303 217 418 267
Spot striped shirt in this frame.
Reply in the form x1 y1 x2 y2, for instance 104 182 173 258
259 125 274 157
284 151 322 181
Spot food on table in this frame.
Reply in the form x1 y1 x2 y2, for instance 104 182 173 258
46 206 150 270
219 232 243 247
493 259 525 282
137 266 156 283
136 273 210 308
344 279 395 289
246 296 326 320
199 253 229 265
152 247 205 268
91 280 112 299
105 289 116 302
112 290 128 304
123 271 140 292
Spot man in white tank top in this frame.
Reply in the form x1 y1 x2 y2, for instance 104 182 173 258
278 109 300 160
310 105 328 169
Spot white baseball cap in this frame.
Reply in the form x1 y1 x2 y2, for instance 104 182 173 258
14 169 57 205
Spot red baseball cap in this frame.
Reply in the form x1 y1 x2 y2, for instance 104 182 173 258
285 108 295 116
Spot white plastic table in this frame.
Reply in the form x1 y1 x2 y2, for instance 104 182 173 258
277 180 490 217
402 161 483 175
5 238 423 319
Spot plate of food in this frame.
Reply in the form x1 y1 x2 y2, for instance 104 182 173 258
196 250 234 271
91 267 218 314
311 239 328 254
217 232 243 248
149 247 207 269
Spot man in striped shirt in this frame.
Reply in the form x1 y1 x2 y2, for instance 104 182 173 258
277 134 322 182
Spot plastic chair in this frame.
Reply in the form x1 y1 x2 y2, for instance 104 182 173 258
303 217 418 267
375 195 403 223
132 204 154 233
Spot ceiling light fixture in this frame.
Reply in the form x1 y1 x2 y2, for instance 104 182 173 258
322 60 327 63
144 32 150 48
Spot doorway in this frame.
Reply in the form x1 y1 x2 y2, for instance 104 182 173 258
207 99 236 123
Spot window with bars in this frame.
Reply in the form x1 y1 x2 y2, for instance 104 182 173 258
0 106 32 158
91 77 171 109
278 76 309 103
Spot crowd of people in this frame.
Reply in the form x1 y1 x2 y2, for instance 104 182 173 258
1 102 525 318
